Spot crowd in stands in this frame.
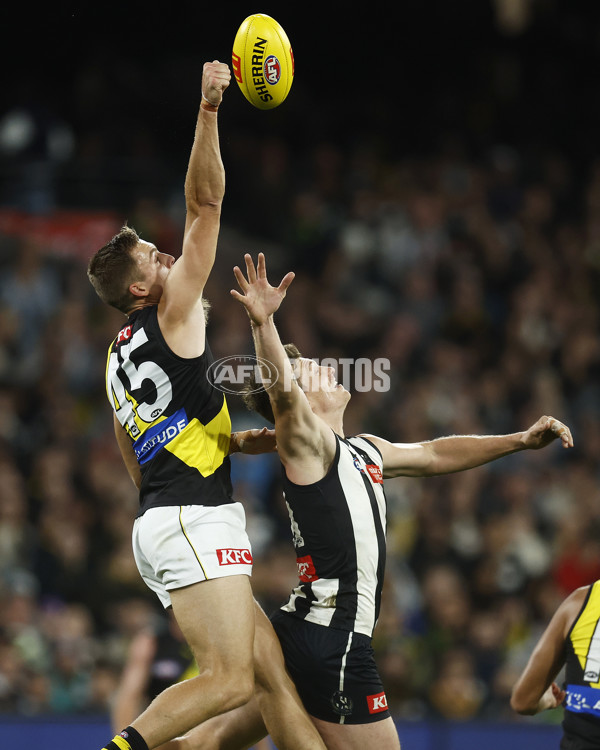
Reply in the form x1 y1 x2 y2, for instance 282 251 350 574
0 132 598 724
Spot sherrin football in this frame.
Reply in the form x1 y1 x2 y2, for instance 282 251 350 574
232 14 294 110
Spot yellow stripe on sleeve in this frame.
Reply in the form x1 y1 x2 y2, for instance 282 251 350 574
109 736 132 750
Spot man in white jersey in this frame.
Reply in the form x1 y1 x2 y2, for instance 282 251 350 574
164 252 573 750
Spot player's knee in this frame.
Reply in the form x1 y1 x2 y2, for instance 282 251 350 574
221 669 255 712
254 655 292 696
205 658 254 712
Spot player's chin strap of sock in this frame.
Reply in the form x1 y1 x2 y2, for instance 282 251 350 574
103 726 149 750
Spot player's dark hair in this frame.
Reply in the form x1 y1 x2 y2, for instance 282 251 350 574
241 343 302 424
87 225 141 314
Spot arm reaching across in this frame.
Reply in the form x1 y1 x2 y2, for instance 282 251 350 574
362 415 573 478
229 427 277 455
114 413 276 491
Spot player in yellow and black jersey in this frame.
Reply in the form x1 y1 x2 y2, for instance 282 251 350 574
105 303 234 518
87 60 326 750
512 580 600 749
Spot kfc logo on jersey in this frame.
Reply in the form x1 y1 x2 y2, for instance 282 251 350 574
296 554 319 582
117 325 132 344
217 549 253 566
367 691 388 714
366 464 383 484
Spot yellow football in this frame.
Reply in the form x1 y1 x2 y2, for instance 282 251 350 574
232 14 294 110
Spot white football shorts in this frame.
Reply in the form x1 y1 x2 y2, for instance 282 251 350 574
132 502 253 608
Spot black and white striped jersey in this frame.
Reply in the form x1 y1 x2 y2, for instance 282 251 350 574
280 434 387 638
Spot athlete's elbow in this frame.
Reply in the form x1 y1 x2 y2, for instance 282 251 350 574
510 689 537 715
185 194 223 216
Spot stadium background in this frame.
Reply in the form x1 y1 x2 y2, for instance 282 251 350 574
1 1 599 746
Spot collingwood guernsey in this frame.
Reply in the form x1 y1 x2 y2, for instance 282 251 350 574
280 434 387 637
105 306 233 517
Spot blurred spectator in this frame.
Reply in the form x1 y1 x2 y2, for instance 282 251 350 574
0 236 61 385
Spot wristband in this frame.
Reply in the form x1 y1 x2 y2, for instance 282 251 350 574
201 95 219 112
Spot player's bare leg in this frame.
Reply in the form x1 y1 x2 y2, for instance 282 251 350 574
310 715 401 750
129 575 256 748
252 603 326 749
169 601 327 750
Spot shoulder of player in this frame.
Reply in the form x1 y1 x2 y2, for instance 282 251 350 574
352 433 384 458
278 420 338 483
277 410 336 454
560 585 592 636
277 417 344 490
156 296 207 358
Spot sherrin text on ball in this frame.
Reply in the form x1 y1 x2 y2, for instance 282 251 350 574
232 14 294 110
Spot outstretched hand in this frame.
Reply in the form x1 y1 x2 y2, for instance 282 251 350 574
235 427 277 455
202 60 231 106
521 415 574 450
231 253 295 325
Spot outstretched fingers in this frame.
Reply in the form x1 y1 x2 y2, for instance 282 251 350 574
278 271 295 294
245 253 257 284
231 253 295 308
257 252 267 279
233 265 249 291
231 264 251 306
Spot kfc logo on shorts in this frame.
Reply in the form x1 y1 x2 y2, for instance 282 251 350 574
296 554 319 582
367 691 388 714
366 464 383 484
217 548 253 566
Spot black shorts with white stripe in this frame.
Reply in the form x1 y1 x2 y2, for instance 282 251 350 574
271 610 391 725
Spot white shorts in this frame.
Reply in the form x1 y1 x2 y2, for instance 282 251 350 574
132 503 253 608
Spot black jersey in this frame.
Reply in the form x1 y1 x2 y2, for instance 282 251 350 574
105 306 233 517
280 434 387 638
562 581 600 749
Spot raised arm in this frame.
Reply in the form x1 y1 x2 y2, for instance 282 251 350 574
510 587 587 715
159 61 230 355
231 253 335 481
361 416 573 478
